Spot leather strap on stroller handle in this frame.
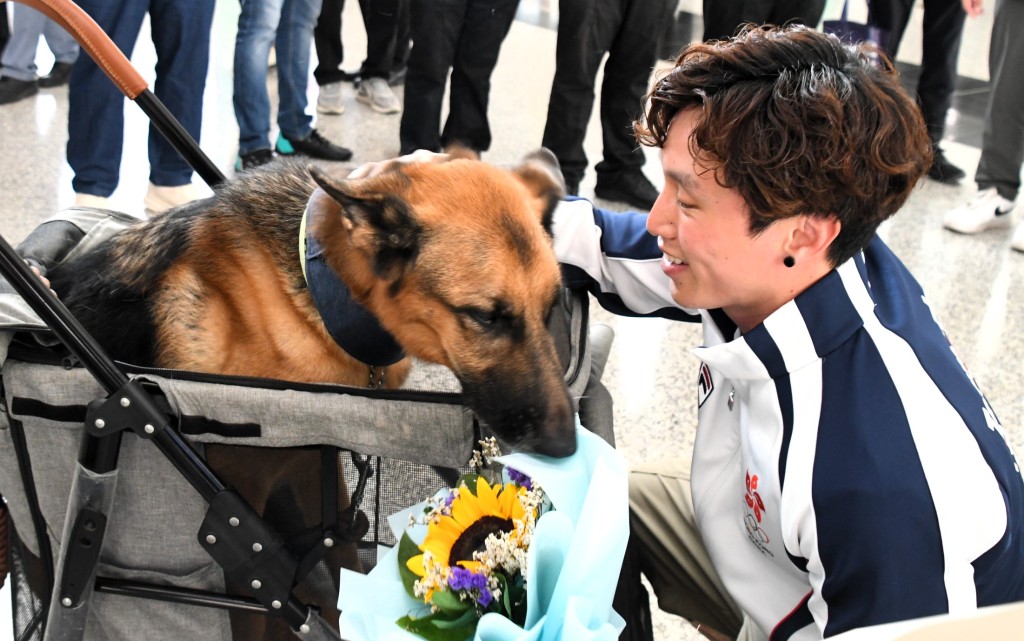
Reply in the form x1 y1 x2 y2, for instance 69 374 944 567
14 0 147 98
8 0 227 187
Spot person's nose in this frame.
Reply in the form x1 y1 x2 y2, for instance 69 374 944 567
646 188 673 238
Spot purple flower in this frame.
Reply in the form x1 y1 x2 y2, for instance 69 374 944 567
507 467 533 490
448 566 493 607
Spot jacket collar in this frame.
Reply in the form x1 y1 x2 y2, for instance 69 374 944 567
693 243 876 381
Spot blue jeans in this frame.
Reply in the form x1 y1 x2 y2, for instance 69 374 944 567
67 0 214 196
0 4 79 81
234 0 323 154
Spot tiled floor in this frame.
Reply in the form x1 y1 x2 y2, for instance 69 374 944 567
2 1 1021 640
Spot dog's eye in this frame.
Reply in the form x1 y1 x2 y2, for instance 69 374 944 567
466 308 499 327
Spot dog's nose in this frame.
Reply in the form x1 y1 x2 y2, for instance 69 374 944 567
532 431 577 458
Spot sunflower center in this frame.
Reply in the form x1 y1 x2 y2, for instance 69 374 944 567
450 516 514 564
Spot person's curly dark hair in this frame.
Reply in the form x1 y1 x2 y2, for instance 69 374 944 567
635 25 932 266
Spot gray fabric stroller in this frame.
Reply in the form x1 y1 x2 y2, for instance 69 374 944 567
0 208 614 641
0 2 616 639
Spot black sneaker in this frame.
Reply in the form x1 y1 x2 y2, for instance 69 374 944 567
277 129 353 162
594 169 660 210
39 61 74 88
236 148 274 171
928 147 966 185
0 76 38 105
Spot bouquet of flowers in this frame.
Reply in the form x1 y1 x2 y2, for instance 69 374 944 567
338 420 628 641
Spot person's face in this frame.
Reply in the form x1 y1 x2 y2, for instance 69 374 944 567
646 108 796 333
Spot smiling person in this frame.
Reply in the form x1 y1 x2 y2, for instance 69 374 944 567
552 24 1024 641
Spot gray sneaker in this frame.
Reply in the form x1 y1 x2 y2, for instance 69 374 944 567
356 77 401 114
316 81 345 115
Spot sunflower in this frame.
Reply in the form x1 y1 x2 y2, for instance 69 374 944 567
407 476 529 584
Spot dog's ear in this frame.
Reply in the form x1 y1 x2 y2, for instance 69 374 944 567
308 164 421 282
512 148 566 236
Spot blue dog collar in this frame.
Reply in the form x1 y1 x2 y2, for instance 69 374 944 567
300 197 406 367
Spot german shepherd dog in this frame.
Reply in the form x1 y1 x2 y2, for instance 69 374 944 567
48 152 576 456
45 152 577 639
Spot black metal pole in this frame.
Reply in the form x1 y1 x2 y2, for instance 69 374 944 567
135 90 226 189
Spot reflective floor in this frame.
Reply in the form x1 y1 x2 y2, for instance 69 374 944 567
1 1 1020 640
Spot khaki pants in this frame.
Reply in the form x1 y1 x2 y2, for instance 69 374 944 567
619 458 766 641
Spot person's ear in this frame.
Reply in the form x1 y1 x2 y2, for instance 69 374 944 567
783 215 840 266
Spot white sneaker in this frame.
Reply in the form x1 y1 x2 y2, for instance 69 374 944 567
1012 221 1024 253
74 193 110 209
316 81 345 115
145 182 200 215
356 77 401 114
943 187 1016 234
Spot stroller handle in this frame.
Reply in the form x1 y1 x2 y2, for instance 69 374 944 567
8 0 226 187
15 0 145 98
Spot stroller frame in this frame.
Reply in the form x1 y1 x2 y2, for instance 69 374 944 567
0 0 341 636
0 2 612 640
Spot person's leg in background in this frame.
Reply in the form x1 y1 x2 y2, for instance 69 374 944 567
37 8 79 87
0 3 49 104
274 0 353 160
400 0 463 154
943 0 1024 250
702 0 823 42
440 0 519 154
0 2 10 54
916 0 967 183
541 0 606 194
389 0 411 85
766 0 825 29
313 0 347 115
234 0 284 169
592 0 675 211
870 0 966 184
67 0 148 204
144 0 215 214
355 0 403 114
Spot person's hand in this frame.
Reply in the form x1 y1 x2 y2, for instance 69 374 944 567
346 149 450 179
28 262 57 298
962 0 984 17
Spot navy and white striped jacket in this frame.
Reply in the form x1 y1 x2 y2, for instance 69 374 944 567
552 199 1024 639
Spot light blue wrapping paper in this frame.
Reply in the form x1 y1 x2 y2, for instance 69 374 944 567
337 420 629 641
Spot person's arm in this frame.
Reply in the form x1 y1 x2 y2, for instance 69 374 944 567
551 198 699 322
962 0 983 17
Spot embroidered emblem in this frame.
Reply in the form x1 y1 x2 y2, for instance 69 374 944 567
743 470 773 557
697 362 714 407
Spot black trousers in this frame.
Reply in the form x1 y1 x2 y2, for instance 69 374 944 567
541 0 675 187
869 0 966 145
701 0 825 41
313 0 409 85
399 0 519 154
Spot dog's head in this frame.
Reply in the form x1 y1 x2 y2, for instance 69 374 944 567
308 151 576 457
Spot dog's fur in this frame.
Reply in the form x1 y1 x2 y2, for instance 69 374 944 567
48 153 576 455
47 153 577 639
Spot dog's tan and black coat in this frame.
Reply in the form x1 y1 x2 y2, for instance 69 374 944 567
48 152 576 455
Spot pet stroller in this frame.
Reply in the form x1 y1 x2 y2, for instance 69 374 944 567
0 2 616 639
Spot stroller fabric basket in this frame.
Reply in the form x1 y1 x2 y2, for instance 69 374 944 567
0 209 614 641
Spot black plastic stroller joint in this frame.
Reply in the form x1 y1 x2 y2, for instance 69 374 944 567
199 490 301 615
83 377 171 440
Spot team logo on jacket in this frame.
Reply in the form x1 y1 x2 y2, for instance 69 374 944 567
744 471 773 557
697 362 714 407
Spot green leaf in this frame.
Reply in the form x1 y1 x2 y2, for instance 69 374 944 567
431 586 472 614
396 611 476 641
398 532 423 599
455 473 483 495
430 608 478 630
